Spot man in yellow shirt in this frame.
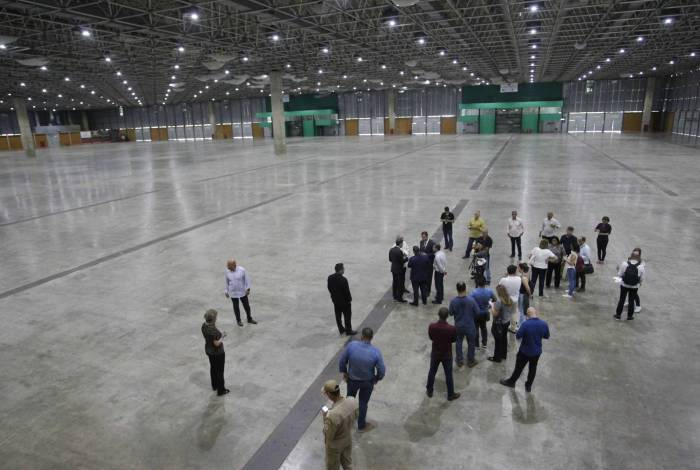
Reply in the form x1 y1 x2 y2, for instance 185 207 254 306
463 210 487 259
322 379 359 470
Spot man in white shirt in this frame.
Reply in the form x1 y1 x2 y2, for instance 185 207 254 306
432 243 447 304
576 236 592 292
224 259 257 326
540 212 561 242
507 210 525 260
498 264 522 304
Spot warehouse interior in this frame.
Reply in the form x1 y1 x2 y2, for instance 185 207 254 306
1 1 699 470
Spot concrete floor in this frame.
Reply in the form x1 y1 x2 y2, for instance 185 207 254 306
0 134 698 470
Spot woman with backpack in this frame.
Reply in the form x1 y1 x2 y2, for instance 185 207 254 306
616 250 645 320
562 246 579 299
489 284 517 363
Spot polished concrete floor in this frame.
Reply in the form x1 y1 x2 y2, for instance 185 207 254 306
0 134 698 470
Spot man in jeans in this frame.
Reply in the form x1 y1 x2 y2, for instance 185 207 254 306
426 307 461 401
339 327 386 433
449 282 479 368
500 307 550 393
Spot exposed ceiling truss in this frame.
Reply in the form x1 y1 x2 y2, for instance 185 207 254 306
0 0 698 110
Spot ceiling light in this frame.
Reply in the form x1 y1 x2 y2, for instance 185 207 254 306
318 69 323 74
619 48 625 53
530 55 536 59
387 19 396 27
42 88 47 93
189 12 200 21
321 47 329 53
470 72 474 76
530 69 534 73
90 90 95 94
40 65 47 71
242 56 249 62
64 77 70 81
116 71 122 76
171 75 176 80
452 59 458 65
418 38 425 45
81 29 91 37
663 17 672 25
356 56 363 62
399 71 404 75
363 79 367 82
462 66 467 71
529 5 538 13
531 44 537 49
235 88 239 91
178 45 185 52
317 81 321 86
342 74 347 79
605 58 611 62
596 65 601 69
19 82 25 87
530 29 537 34
285 64 291 69
57 94 62 98
652 66 657 71
80 84 85 88
637 36 644 42
127 87 132 91
381 64 387 69
669 60 674 64
123 80 128 84
438 48 446 56
199 90 203 93
104 56 111 62
691 52 697 57
174 64 180 69
530 63 535 67
271 34 280 42
638 71 643 75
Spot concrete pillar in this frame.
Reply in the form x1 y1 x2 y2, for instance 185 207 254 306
387 89 396 134
270 71 286 155
81 111 90 132
208 101 217 138
13 98 36 157
641 77 655 133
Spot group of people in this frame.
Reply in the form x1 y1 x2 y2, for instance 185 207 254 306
197 207 647 470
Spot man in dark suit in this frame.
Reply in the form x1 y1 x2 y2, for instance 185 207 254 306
389 237 408 303
419 231 436 293
408 246 432 306
327 263 357 336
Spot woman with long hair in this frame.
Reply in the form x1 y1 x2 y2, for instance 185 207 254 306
528 239 557 297
489 284 516 363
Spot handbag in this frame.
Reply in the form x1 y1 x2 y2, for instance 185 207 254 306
583 262 594 274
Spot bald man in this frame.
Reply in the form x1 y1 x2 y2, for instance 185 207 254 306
224 259 258 326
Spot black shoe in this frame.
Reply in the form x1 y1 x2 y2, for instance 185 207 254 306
613 315 621 320
525 384 532 393
487 356 501 363
339 328 346 335
237 321 244 327
467 361 478 368
431 300 442 304
217 389 230 396
447 393 461 401
409 302 419 306
422 301 427 305
397 299 407 303
499 379 515 388
626 316 634 321
462 255 469 259
346 330 358 336
247 318 258 325
509 254 515 258
426 390 433 398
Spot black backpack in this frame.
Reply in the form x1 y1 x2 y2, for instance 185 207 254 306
622 263 640 285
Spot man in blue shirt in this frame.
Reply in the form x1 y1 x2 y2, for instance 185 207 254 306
448 282 480 368
339 327 386 432
500 307 550 392
469 276 496 350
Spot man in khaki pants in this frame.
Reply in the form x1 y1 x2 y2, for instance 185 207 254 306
322 379 359 470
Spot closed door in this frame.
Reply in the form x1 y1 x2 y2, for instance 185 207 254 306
495 108 522 133
251 123 265 139
345 119 359 136
440 117 457 134
396 118 412 135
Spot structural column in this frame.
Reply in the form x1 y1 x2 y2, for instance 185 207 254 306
641 77 656 133
81 111 90 132
387 89 396 134
13 97 36 158
270 71 286 154
208 101 217 138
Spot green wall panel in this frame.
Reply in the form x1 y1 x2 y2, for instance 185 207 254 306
303 119 315 137
462 82 563 103
460 100 563 110
265 93 339 113
522 114 539 133
479 113 495 134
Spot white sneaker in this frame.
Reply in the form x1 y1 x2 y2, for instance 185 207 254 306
562 294 573 298
634 306 641 313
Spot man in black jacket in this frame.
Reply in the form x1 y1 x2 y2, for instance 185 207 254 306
328 263 357 336
389 237 408 303
419 231 436 294
408 246 432 306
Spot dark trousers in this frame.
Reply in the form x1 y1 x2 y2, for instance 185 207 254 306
333 302 352 333
426 356 455 397
427 268 434 294
596 236 609 261
508 351 540 388
491 321 509 361
411 280 429 304
576 271 586 289
542 235 555 243
391 271 405 300
546 261 562 288
443 224 453 250
616 286 638 318
474 314 488 347
434 271 445 302
347 379 374 430
456 328 476 364
464 237 478 258
509 236 522 259
531 267 547 296
231 295 252 322
207 353 226 392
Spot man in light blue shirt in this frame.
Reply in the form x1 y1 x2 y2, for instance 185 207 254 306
449 281 479 368
339 327 385 432
224 259 257 326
